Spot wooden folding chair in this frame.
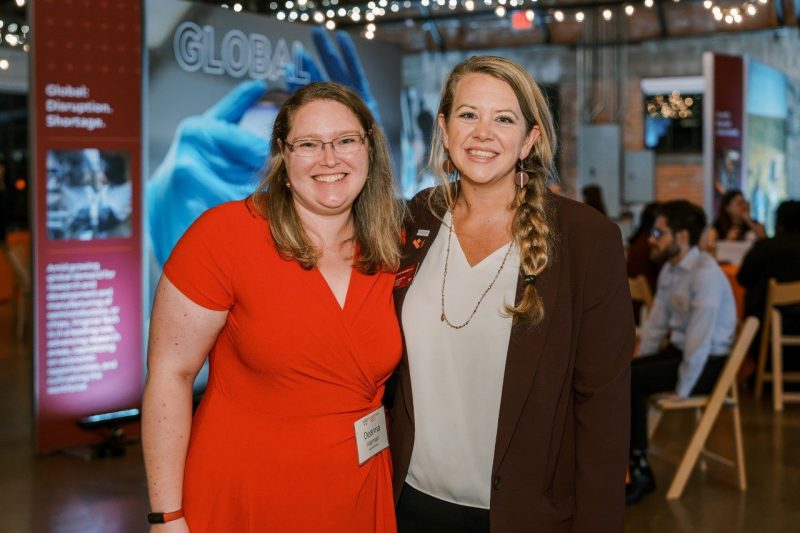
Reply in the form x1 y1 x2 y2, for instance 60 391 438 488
629 275 654 328
647 317 759 500
5 234 31 341
769 281 800 411
754 279 800 400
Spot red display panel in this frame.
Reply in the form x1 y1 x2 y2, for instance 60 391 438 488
31 0 143 451
711 54 744 213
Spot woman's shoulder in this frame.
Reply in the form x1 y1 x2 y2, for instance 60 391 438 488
187 199 269 244
405 187 445 223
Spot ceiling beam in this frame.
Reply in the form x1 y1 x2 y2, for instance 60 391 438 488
775 0 786 25
655 0 668 38
534 7 551 44
418 5 446 51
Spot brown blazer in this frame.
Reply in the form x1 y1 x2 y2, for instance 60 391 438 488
389 189 634 532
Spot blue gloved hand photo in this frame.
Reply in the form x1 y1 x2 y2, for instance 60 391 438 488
146 80 270 266
146 30 379 266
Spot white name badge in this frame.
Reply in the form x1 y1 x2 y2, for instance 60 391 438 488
354 406 389 465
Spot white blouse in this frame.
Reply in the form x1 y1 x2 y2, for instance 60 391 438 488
402 211 521 509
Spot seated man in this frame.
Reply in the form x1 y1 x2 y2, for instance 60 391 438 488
627 200 737 504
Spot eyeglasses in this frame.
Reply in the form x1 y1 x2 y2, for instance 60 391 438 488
284 131 370 157
650 227 668 239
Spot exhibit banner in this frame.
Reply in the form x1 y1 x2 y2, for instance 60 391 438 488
744 58 789 235
708 54 745 216
31 0 143 451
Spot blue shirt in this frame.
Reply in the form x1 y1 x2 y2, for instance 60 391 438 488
637 247 737 397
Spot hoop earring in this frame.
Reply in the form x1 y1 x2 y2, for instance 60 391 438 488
515 159 530 188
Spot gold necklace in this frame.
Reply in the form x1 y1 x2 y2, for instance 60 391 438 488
440 213 514 329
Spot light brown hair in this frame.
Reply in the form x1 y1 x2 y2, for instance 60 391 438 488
429 55 558 324
252 82 402 274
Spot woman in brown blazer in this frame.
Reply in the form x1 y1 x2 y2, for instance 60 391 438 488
389 56 634 532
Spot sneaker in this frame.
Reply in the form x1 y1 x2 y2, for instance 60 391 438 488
625 464 656 505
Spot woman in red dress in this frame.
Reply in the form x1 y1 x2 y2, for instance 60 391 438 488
142 83 403 532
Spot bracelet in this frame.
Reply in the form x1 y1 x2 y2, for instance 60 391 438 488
147 509 184 524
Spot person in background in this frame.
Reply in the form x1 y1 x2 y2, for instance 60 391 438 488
627 200 737 504
705 189 767 253
626 202 663 293
581 183 608 216
391 56 633 532
737 200 800 373
142 83 403 532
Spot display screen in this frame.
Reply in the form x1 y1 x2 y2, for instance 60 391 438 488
644 92 703 154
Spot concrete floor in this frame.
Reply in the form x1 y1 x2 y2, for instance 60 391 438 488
1 301 799 532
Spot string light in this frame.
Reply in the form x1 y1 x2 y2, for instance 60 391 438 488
193 0 771 33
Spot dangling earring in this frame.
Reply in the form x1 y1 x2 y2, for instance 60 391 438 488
515 159 530 188
442 153 459 180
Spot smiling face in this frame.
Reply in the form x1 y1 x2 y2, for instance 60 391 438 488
282 99 369 219
440 73 539 190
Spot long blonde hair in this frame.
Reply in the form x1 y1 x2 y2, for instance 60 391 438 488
429 56 558 324
252 82 402 274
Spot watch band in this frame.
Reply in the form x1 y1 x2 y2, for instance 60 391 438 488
147 509 184 524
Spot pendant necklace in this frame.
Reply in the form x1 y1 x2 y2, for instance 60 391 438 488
440 212 514 329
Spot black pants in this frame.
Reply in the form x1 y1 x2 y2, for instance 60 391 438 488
631 345 727 452
397 483 490 533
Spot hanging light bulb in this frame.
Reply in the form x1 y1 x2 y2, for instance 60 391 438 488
553 10 564 21
525 9 534 21
602 8 612 20
625 4 634 15
495 5 506 16
575 11 585 22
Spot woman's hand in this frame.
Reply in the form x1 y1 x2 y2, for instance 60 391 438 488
725 226 741 240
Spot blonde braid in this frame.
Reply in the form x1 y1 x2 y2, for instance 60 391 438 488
507 166 553 325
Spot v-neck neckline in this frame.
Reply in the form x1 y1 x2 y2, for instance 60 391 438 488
445 212 513 270
314 265 355 311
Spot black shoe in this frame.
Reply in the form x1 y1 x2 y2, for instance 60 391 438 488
625 464 656 505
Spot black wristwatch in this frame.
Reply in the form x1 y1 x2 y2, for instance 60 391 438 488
147 509 184 524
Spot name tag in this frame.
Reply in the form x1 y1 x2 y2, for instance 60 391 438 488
394 263 418 290
354 406 389 465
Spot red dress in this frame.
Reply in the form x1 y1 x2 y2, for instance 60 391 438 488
163 199 400 532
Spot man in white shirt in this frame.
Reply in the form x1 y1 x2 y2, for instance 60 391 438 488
627 200 736 504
